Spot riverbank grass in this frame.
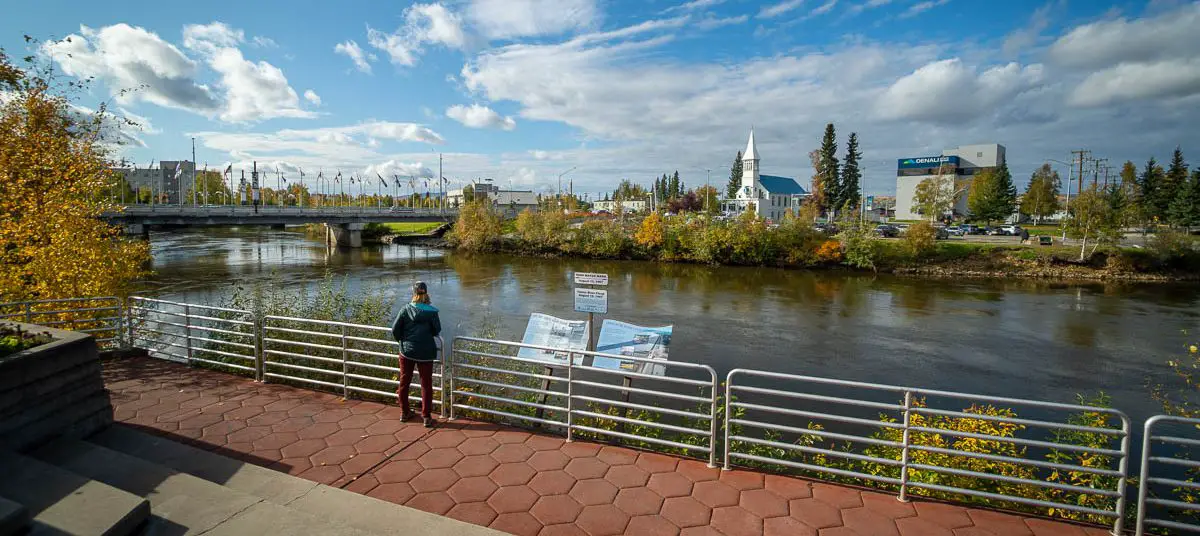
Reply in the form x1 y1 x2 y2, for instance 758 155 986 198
382 222 442 235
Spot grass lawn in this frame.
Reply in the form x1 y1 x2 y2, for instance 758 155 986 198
382 222 442 234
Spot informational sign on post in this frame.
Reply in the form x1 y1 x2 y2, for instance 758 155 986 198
516 313 589 365
574 288 608 314
573 272 609 286
593 320 672 377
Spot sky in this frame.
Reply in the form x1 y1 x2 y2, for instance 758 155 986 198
4 0 1200 198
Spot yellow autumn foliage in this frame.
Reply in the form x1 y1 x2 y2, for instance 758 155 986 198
634 212 665 249
0 50 150 302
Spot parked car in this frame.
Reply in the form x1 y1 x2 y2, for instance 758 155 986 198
986 227 1007 236
961 224 984 235
1001 225 1022 236
874 224 899 238
945 225 965 236
893 223 911 236
934 226 950 240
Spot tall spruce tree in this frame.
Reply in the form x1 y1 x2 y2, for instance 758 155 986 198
840 132 862 213
726 150 743 199
670 171 681 199
1020 164 1061 224
1163 147 1189 222
1168 168 1200 227
995 162 1018 221
818 124 840 214
1138 157 1165 223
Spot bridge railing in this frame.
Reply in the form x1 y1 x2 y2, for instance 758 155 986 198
108 205 456 217
1135 415 1200 535
724 369 1130 534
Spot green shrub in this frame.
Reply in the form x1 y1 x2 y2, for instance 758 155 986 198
838 223 881 270
901 222 938 260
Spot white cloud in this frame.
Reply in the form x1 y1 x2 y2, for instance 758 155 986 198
367 3 467 68
664 0 725 13
251 36 278 48
900 0 950 19
446 104 517 130
876 59 1043 123
194 121 445 165
42 24 220 113
694 14 749 30
182 23 315 123
1048 3 1200 69
303 90 322 105
1002 2 1055 57
334 40 373 74
809 0 838 17
466 0 599 39
848 0 893 14
364 159 435 179
759 0 804 18
1068 59 1200 107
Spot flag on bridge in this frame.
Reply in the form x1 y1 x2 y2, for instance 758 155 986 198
334 171 342 183
173 161 183 179
224 164 232 175
377 173 388 187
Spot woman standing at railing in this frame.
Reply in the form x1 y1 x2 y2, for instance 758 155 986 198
391 282 442 428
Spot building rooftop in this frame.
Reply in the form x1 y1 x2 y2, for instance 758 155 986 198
760 175 808 195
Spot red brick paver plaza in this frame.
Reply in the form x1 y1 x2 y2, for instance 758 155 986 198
103 357 1110 536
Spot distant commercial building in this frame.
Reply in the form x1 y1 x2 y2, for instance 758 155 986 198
592 199 648 214
893 144 1006 221
447 184 538 215
721 129 810 222
114 160 194 204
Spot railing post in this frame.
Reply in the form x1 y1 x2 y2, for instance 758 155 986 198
447 339 456 421
184 304 194 366
256 315 266 383
722 374 733 471
898 390 913 503
23 302 31 323
438 339 447 419
708 371 719 468
566 352 574 443
340 324 349 400
1114 415 1131 536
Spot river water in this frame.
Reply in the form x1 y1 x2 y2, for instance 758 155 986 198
140 227 1200 427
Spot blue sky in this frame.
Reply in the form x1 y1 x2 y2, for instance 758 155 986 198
4 0 1199 197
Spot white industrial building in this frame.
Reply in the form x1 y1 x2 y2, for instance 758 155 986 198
721 129 810 222
592 199 648 214
447 183 538 215
893 144 1006 221
114 161 195 204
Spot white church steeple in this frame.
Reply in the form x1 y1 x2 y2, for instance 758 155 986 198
740 128 760 198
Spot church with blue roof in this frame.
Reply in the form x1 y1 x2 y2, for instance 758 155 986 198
721 129 810 222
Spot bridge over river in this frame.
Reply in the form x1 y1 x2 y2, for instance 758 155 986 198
103 205 457 247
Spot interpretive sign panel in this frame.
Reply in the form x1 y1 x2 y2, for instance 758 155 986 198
574 288 608 314
573 272 609 286
516 313 589 365
592 320 672 376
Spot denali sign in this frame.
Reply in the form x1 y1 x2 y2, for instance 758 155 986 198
897 155 960 169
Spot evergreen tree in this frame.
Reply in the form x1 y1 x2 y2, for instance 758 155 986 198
818 124 840 214
726 150 743 199
1020 163 1061 224
1138 157 1166 223
1168 168 1200 227
995 162 1018 220
840 132 862 213
967 166 1016 225
1119 161 1142 225
1163 147 1189 223
668 171 681 200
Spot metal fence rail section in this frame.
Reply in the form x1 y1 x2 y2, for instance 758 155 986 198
1136 415 1200 536
0 297 123 349
128 297 257 375
449 337 720 466
725 369 1130 535
262 315 444 411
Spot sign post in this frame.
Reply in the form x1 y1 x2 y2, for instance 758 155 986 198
573 272 609 352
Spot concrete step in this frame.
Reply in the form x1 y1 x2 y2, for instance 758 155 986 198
91 425 505 536
33 438 374 536
0 495 30 536
0 450 148 536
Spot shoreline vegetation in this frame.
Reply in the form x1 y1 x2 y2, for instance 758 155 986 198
443 202 1200 283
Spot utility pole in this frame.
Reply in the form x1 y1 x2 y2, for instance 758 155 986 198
1064 149 1089 241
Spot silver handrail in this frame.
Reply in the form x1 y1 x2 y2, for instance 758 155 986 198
0 296 123 348
1136 414 1200 536
725 368 1130 535
128 297 257 374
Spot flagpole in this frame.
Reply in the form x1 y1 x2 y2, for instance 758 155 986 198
191 138 197 208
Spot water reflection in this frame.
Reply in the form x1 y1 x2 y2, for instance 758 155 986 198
140 227 1200 430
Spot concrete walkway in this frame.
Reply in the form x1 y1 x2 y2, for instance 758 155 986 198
104 357 1110 536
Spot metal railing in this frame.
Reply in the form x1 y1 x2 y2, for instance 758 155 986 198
0 297 123 349
261 315 444 411
450 337 720 466
128 297 258 375
1136 415 1200 535
725 369 1130 535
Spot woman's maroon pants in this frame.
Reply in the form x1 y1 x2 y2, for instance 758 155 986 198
398 356 434 418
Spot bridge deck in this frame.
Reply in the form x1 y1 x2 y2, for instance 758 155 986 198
103 206 456 225
104 357 1107 536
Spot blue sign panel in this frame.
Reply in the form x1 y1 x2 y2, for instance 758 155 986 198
897 155 959 169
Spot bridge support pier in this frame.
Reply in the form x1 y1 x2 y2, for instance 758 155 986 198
125 223 149 241
325 223 364 248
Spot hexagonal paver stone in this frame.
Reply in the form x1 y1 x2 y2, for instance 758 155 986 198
493 430 532 444
310 445 357 467
530 495 584 526
425 430 467 449
596 446 637 466
410 468 460 493
447 501 498 527
812 483 863 509
447 476 499 503
604 464 650 489
277 417 321 434
625 515 681 536
660 496 713 528
710 506 765 536
676 460 720 483
252 431 299 451
718 469 765 491
364 419 404 436
648 472 695 498
298 464 344 485
489 512 543 536
692 480 740 508
565 457 610 480
338 413 378 429
528 450 570 471
406 491 456 515
458 437 500 456
569 479 619 507
491 443 535 463
529 470 577 496
861 491 917 520
489 462 538 487
842 506 901 536
524 434 562 452
739 488 789 519
764 474 813 500
788 498 844 530
613 486 664 517
280 438 327 459
965 509 1035 535
353 434 396 454
913 501 974 529
895 516 956 536
418 447 465 469
561 442 602 458
454 455 501 478
635 452 680 474
575 504 630 536
488 485 540 514
764 516 818 536
368 482 416 505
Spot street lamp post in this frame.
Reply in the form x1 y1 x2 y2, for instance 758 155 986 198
557 166 577 211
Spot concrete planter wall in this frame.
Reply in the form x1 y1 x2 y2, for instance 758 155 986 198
0 321 113 453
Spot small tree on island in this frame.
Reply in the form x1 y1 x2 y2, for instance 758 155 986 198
1064 183 1122 261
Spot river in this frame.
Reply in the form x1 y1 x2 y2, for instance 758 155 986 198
139 227 1200 428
